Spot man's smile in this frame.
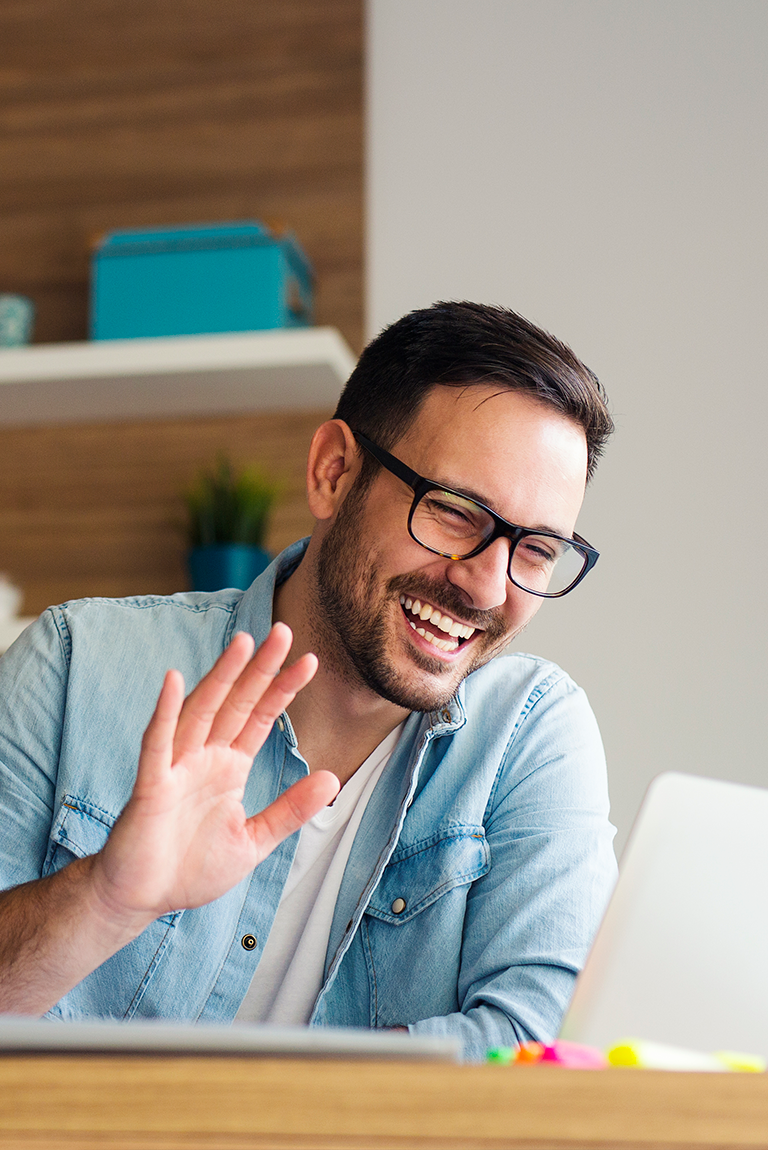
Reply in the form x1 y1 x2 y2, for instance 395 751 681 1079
399 594 478 653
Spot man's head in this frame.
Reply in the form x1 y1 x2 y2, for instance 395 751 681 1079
333 301 613 489
300 301 612 713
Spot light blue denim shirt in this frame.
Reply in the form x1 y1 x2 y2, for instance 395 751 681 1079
0 539 616 1061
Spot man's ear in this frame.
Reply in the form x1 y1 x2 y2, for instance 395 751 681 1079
306 420 361 521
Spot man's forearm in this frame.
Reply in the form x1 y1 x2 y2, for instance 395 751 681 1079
0 856 155 1017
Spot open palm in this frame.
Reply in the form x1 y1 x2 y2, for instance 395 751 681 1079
90 624 338 927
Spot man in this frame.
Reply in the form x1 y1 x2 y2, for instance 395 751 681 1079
0 302 616 1061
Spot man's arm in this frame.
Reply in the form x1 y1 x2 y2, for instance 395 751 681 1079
0 624 338 1016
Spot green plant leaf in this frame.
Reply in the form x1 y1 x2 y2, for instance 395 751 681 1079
184 455 281 548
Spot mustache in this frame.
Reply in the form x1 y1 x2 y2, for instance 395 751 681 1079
386 571 507 637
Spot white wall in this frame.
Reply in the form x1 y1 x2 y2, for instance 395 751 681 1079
367 0 768 851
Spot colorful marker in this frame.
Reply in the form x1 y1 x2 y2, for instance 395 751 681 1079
608 1039 766 1072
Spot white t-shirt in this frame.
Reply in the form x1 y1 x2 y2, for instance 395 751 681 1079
235 723 403 1025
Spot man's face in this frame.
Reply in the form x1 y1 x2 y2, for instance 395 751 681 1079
314 384 589 712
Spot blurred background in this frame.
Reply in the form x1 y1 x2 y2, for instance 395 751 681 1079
0 0 363 610
1 0 766 846
368 0 768 849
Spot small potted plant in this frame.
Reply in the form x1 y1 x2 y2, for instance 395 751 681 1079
185 455 281 592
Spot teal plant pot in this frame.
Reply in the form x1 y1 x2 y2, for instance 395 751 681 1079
188 543 271 592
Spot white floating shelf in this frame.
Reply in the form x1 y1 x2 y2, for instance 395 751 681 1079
0 328 356 427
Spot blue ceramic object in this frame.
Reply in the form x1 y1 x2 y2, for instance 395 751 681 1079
91 221 313 339
188 543 271 592
0 295 34 346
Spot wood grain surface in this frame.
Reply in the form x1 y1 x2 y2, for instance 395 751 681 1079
0 1056 767 1149
0 408 330 616
0 0 363 352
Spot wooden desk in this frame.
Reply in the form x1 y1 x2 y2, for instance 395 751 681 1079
0 1055 767 1149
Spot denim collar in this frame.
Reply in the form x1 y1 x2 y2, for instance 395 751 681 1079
233 537 310 648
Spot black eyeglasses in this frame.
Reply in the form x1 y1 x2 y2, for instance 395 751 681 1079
353 432 599 598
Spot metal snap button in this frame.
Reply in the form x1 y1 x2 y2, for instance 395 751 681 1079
241 934 257 951
391 897 407 915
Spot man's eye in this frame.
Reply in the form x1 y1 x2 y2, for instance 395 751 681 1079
518 539 558 566
422 493 480 525
432 499 472 524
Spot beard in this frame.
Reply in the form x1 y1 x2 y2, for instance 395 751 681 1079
312 486 513 712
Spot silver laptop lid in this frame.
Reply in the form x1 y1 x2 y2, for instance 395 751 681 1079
560 772 768 1058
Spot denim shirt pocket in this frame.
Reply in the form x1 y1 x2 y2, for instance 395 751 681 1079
43 796 180 929
360 826 490 1027
367 826 490 923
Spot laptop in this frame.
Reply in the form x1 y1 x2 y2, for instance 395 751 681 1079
559 771 768 1058
0 1015 460 1061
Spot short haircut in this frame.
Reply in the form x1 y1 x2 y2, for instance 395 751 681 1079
334 301 613 484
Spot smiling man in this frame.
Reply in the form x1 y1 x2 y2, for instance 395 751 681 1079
0 302 617 1061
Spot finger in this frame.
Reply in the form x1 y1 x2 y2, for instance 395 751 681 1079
231 652 318 758
137 669 185 787
205 623 300 748
245 771 340 861
172 631 258 757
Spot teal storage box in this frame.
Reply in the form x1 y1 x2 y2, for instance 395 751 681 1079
90 221 313 340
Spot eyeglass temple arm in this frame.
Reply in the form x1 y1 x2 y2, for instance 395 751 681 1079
353 432 422 492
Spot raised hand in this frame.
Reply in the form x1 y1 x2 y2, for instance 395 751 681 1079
89 623 339 930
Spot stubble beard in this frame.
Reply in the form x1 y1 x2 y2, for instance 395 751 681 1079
313 488 514 713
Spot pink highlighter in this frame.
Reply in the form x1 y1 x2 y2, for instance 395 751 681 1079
487 1040 606 1069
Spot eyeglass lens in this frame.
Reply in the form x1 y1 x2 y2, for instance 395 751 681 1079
411 489 586 596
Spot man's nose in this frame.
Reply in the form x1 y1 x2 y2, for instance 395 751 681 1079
445 537 511 612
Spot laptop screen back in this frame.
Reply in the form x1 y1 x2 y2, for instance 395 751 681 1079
559 772 768 1058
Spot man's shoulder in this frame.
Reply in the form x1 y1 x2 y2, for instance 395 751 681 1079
53 587 243 622
51 589 243 666
0 589 243 688
462 648 580 705
456 648 596 748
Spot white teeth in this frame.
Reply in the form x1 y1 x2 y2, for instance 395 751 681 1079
400 593 477 644
419 629 459 652
406 618 459 652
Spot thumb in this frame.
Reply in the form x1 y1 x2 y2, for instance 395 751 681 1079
245 771 340 860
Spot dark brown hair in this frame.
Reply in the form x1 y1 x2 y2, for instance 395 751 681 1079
334 301 613 483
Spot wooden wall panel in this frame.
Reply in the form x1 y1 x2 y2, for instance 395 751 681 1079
0 0 362 616
0 410 331 617
0 0 364 351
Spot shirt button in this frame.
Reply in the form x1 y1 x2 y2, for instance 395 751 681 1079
391 898 407 915
241 934 257 951
276 716 285 732
441 709 451 722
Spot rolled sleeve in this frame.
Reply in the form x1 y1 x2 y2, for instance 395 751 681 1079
0 609 70 888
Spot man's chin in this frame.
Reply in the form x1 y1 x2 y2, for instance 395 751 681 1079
368 645 481 713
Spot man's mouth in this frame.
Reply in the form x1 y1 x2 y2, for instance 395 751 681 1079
399 595 477 653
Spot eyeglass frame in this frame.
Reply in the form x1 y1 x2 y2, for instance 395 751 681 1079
352 431 599 599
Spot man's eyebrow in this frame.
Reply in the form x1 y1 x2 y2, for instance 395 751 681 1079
430 478 571 539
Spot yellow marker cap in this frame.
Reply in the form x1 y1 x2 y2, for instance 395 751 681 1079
716 1051 766 1073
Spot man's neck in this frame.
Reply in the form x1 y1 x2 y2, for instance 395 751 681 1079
272 554 410 788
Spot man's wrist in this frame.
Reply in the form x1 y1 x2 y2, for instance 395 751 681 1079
78 853 160 943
